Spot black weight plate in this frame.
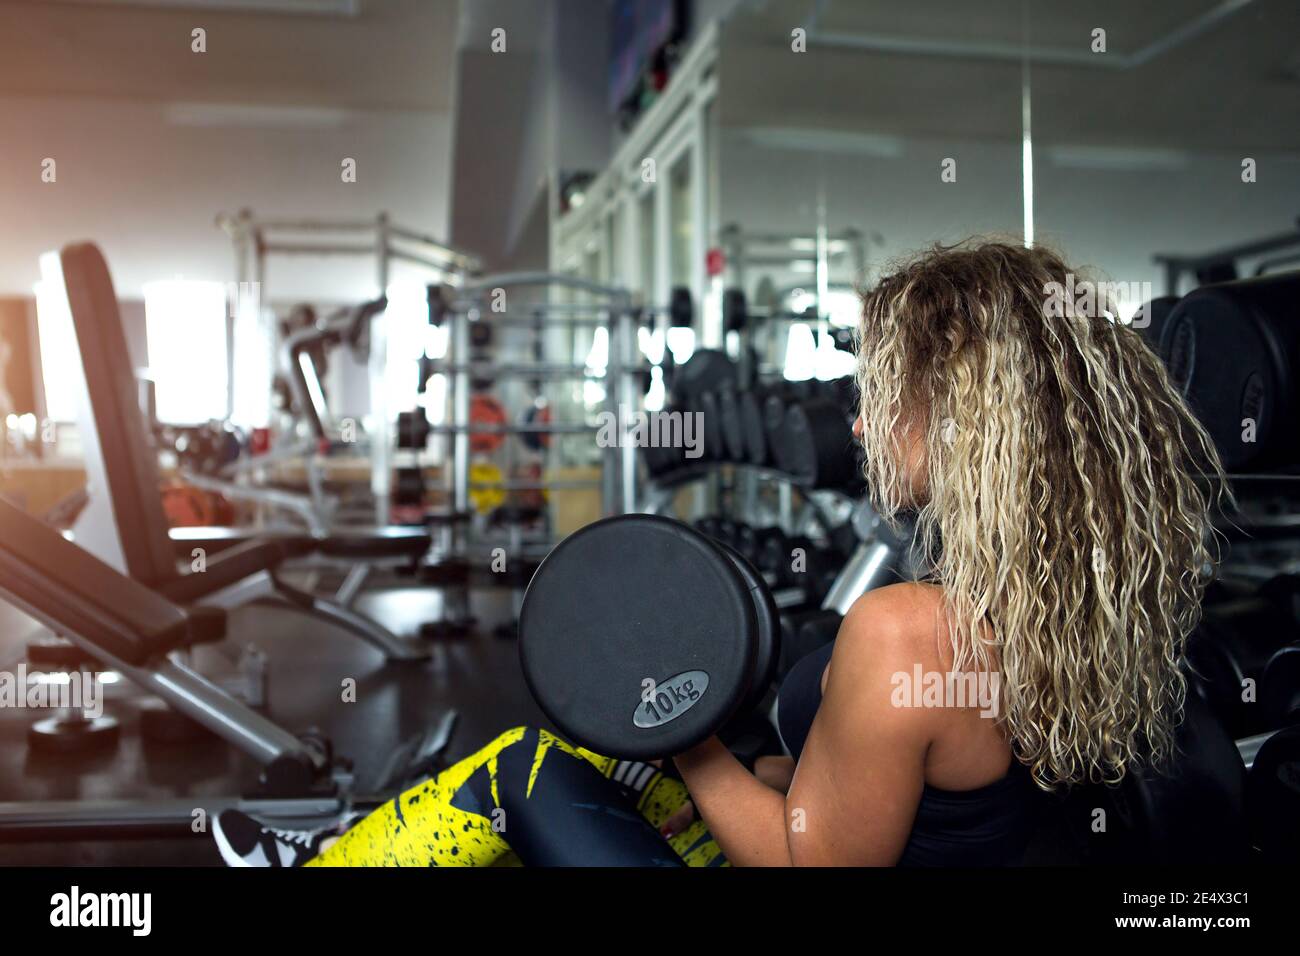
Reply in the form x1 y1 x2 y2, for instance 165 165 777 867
699 390 726 460
1164 290 1277 471
1132 295 1179 361
764 392 794 470
673 349 737 404
1261 643 1300 726
780 400 857 488
718 387 746 460
711 540 781 716
739 388 768 464
519 515 757 759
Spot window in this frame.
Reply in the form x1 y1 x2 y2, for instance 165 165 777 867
34 253 79 423
143 279 229 424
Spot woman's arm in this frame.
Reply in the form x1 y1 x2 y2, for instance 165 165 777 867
674 585 938 866
755 755 796 792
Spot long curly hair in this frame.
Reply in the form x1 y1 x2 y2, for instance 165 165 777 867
855 239 1226 789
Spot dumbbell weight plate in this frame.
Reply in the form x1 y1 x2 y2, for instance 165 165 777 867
1261 643 1300 727
642 404 690 478
699 391 726 460
711 540 781 716
1163 288 1282 471
776 399 861 490
714 518 741 551
765 391 795 472
1132 296 1180 362
1186 595 1295 737
693 516 723 541
718 387 746 461
520 515 758 759
739 388 769 464
673 349 736 405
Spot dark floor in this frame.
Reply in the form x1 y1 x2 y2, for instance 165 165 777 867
0 579 549 865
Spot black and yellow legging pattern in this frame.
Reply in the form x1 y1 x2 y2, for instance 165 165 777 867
308 727 727 867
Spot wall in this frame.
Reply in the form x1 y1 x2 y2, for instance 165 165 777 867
718 128 1300 309
0 94 453 303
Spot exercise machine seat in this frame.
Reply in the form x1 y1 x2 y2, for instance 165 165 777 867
0 497 213 665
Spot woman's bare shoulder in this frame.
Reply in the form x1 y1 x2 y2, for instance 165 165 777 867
833 582 951 675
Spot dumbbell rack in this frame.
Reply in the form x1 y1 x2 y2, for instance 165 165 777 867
414 273 646 565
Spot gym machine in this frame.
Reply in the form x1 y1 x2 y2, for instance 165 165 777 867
216 208 482 526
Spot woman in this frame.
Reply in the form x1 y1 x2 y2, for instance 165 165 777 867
215 239 1224 867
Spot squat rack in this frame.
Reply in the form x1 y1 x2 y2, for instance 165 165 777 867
419 273 644 562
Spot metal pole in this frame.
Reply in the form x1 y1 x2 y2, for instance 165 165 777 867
452 305 471 529
370 213 392 524
616 300 639 513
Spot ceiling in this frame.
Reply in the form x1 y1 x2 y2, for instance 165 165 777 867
0 0 458 111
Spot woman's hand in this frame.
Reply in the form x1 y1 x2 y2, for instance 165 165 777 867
660 800 696 838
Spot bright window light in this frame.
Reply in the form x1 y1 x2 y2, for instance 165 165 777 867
424 323 449 361
230 294 272 429
814 330 855 380
584 327 609 408
644 365 666 412
424 372 448 425
144 279 228 424
784 323 817 381
585 326 609 373
34 252 79 423
638 327 665 364
665 327 695 363
384 281 432 415
790 288 860 328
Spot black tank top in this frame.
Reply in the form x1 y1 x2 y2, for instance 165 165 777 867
776 641 1038 866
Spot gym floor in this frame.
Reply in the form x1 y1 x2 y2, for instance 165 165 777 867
0 579 548 865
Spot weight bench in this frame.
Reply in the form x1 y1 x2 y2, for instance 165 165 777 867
0 496 323 781
48 242 430 662
0 496 463 840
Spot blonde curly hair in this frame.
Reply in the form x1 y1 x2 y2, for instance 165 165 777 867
855 239 1226 789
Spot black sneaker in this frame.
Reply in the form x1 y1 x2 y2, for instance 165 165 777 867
213 809 348 867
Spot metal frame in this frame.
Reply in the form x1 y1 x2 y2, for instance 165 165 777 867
1154 217 1300 296
217 210 481 523
433 274 642 544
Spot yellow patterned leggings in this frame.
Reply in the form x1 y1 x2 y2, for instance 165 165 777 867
307 726 726 867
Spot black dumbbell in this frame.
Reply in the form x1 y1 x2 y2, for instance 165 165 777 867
693 516 724 542
669 287 694 328
722 288 748 334
672 349 736 407
1161 272 1300 471
758 531 841 598
1185 589 1296 738
698 390 727 460
519 515 781 759
1248 723 1300 861
1131 296 1180 362
773 398 863 491
718 386 747 461
396 410 431 450
1261 642 1300 728
714 518 742 551
740 381 804 466
736 524 781 568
